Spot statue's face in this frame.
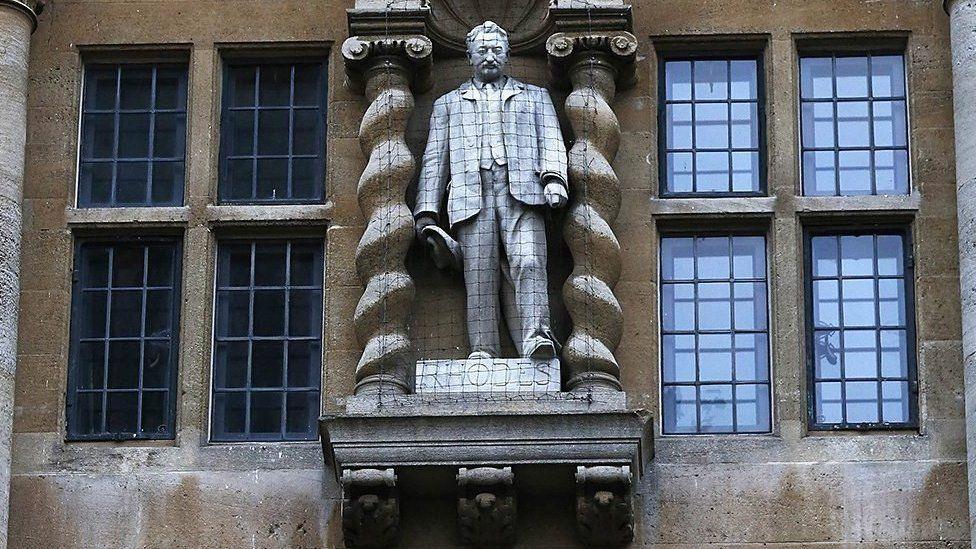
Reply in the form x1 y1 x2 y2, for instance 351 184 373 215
467 31 508 83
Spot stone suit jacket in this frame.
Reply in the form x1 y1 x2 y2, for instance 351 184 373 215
415 77 569 228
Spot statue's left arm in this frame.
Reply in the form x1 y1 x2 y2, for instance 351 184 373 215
535 88 569 189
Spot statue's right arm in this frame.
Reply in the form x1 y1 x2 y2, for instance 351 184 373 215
415 95 451 224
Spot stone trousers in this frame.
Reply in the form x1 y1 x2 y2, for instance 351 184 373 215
454 162 553 357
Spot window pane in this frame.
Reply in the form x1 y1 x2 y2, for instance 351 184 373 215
293 110 320 156
731 152 760 192
293 65 321 106
665 61 692 101
835 57 869 98
155 67 186 110
666 104 692 150
802 151 837 196
807 231 915 428
666 153 693 193
730 60 757 100
85 66 118 110
837 150 872 195
257 110 290 155
212 240 323 441
874 150 910 195
695 151 730 192
873 100 907 147
259 65 292 106
871 55 905 98
695 103 729 149
730 103 758 149
232 66 257 107
800 57 833 99
801 102 835 149
660 235 770 434
693 60 728 100
69 241 180 439
836 102 870 148
119 66 152 110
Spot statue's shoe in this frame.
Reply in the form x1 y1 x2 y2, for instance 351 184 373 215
525 338 557 360
421 225 463 272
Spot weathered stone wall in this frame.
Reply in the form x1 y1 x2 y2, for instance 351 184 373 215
10 0 967 547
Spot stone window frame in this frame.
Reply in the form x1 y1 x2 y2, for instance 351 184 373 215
208 237 325 443
216 56 329 205
802 225 919 431
658 230 775 435
65 235 184 441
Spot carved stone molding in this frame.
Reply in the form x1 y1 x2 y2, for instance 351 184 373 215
575 465 635 547
427 0 551 54
342 16 433 396
545 25 636 392
457 467 517 547
341 468 400 548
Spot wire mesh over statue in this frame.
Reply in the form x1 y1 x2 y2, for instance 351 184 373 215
408 20 571 398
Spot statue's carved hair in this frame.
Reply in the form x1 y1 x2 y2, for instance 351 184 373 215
466 21 509 49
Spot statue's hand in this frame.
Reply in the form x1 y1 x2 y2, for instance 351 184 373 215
544 182 568 209
415 216 437 241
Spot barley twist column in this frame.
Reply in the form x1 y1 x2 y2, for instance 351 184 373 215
0 1 38 546
547 31 637 392
343 35 432 396
946 0 976 538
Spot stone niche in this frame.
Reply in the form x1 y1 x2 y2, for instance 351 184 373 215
322 1 649 547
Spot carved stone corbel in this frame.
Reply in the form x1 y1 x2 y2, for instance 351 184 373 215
341 468 400 548
342 10 433 396
457 467 517 547
546 9 638 392
575 465 635 546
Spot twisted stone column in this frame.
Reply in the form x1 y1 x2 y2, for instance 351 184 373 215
547 31 637 392
946 0 976 538
0 1 38 546
342 35 432 396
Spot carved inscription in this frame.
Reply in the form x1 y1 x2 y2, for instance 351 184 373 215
415 358 561 393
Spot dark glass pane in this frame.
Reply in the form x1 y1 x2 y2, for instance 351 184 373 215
259 65 292 106
293 110 319 156
81 246 110 287
699 384 734 432
141 391 168 436
115 162 149 205
232 66 257 107
153 113 186 158
230 110 255 156
155 66 186 110
289 243 322 286
287 341 320 387
693 60 728 100
85 66 118 110
665 61 692 101
218 244 253 287
213 392 247 437
253 290 286 336
251 341 284 388
113 245 145 287
257 110 290 155
293 65 320 106
109 290 143 337
77 341 106 389
107 340 140 389
118 113 151 158
147 245 175 286
145 289 172 337
256 158 288 200
225 159 255 200
151 161 184 205
250 392 283 435
79 290 108 338
662 386 698 434
79 162 114 206
289 290 322 337
119 66 152 110
214 341 249 389
291 158 318 200
285 391 317 437
142 340 170 388
216 290 251 337
74 393 104 435
253 243 287 286
81 113 115 159
698 334 733 382
800 57 833 99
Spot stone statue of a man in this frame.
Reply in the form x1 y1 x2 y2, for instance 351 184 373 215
414 21 569 360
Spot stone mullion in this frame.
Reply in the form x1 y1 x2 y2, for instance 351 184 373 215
0 1 37 548
548 31 638 392
342 35 432 396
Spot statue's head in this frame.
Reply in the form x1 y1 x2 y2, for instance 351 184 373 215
466 21 509 83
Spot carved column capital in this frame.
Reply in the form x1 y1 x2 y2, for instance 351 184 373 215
341 468 400 548
0 0 41 32
457 467 517 547
342 34 433 95
546 31 638 90
575 466 635 546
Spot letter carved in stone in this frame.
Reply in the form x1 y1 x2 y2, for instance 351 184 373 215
575 465 635 546
457 466 517 547
341 468 400 548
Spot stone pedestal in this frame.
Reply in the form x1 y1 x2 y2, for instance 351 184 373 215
0 2 37 548
947 0 976 539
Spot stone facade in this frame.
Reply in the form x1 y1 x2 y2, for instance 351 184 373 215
3 0 973 548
